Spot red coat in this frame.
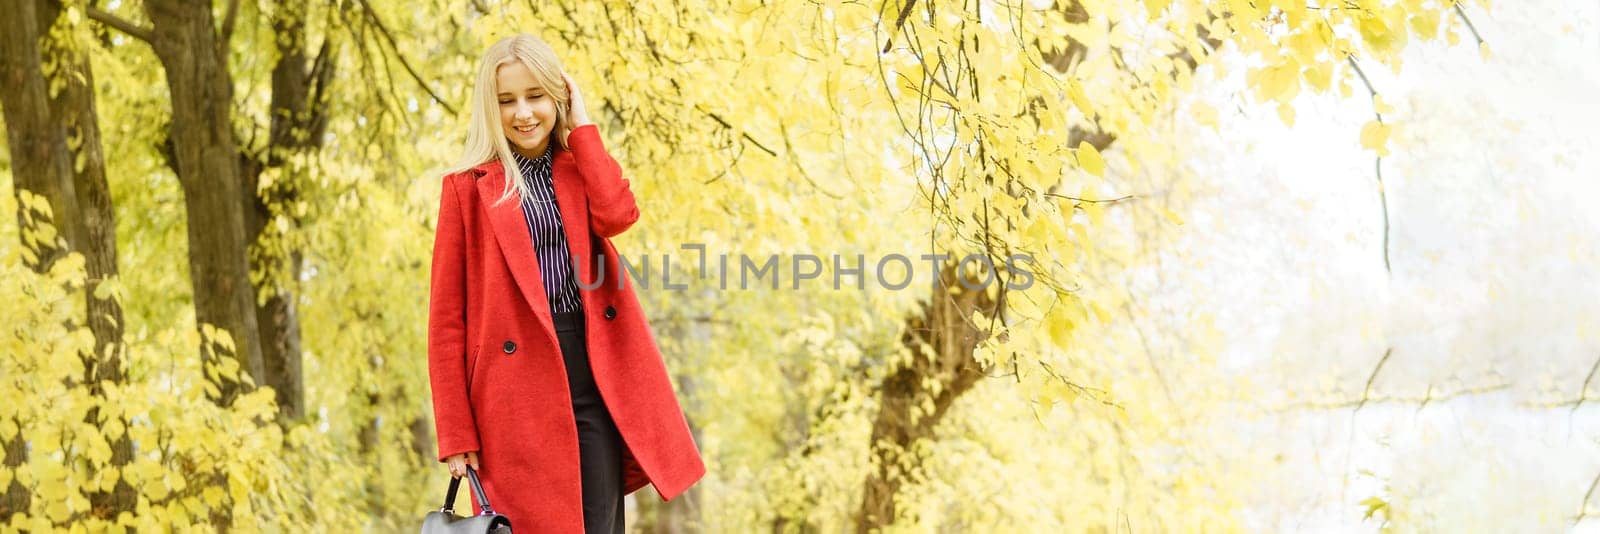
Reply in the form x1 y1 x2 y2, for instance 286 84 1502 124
427 124 705 532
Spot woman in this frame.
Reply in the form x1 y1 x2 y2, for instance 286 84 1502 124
427 34 705 533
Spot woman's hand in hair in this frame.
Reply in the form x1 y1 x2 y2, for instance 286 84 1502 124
445 451 480 478
562 71 593 129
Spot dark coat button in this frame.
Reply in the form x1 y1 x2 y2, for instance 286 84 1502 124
502 340 516 354
603 306 617 320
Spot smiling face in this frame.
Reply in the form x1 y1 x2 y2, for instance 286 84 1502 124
496 60 559 159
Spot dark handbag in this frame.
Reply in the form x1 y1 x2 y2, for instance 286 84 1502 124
420 466 512 534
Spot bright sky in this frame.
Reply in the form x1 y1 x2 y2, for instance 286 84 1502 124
1156 1 1600 529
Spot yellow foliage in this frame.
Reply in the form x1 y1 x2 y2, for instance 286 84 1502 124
0 0 1467 529
1076 141 1106 177
1361 120 1394 156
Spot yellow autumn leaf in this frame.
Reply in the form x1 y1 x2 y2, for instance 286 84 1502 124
1048 311 1074 347
46 500 72 523
1288 30 1321 65
1160 207 1186 225
1373 94 1395 115
212 328 236 353
1360 120 1392 156
1067 80 1094 118
1410 9 1441 40
1192 102 1218 128
140 476 168 502
1301 60 1333 92
203 486 226 507
1142 0 1167 19
37 476 69 502
1358 12 1394 52
1275 0 1306 27
1249 61 1299 103
100 466 122 491
1076 141 1105 177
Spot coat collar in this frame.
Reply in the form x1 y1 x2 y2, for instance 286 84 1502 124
473 151 596 344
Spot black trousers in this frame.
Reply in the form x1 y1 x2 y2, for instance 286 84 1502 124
552 311 625 534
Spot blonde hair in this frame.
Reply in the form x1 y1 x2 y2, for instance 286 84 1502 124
444 34 573 206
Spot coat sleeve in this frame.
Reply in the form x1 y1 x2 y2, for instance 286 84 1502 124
427 175 481 462
566 123 640 238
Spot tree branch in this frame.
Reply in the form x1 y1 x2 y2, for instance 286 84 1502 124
86 7 153 44
305 38 338 143
221 0 240 44
1347 57 1393 275
1542 353 1600 414
880 0 919 53
355 0 457 115
698 107 779 157
1577 470 1600 524
1273 382 1512 411
1355 347 1393 411
1573 354 1600 405
1452 2 1486 46
1042 192 1135 205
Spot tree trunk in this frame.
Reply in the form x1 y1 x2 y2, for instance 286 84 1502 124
852 3 1152 527
143 0 264 408
855 265 997 533
241 0 334 421
0 0 134 519
1 0 83 270
37 0 138 516
140 2 261 527
0 12 65 518
357 386 384 518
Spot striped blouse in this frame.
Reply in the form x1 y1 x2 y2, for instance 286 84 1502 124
511 147 584 314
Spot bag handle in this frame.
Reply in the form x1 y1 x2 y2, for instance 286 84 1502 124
441 465 496 516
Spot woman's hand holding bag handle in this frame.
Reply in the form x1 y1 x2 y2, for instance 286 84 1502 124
420 466 512 534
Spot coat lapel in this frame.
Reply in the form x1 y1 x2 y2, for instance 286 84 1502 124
476 161 557 345
551 152 595 289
